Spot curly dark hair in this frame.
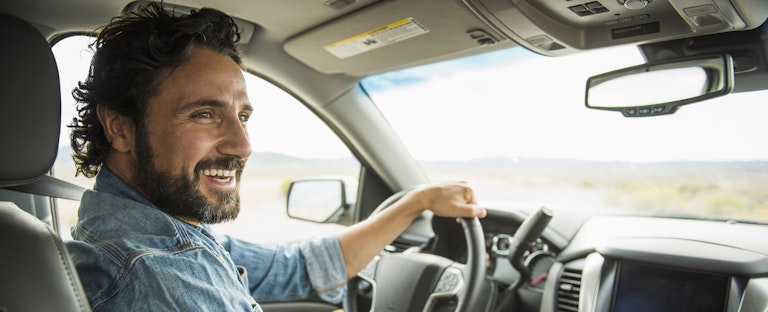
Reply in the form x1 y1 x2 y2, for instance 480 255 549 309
70 2 242 177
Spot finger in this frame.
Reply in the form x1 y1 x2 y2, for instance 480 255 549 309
463 186 477 204
454 206 487 223
454 203 487 218
468 204 487 218
475 206 487 218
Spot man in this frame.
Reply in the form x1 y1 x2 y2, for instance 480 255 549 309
65 3 486 311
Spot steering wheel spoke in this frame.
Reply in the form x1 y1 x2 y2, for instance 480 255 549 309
423 265 465 311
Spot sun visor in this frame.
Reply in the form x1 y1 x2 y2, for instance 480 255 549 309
284 0 514 76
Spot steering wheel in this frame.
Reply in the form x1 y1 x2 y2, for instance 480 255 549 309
344 189 488 312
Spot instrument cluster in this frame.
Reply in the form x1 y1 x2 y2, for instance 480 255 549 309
484 233 558 289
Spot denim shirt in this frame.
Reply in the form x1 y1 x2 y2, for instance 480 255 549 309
65 168 347 311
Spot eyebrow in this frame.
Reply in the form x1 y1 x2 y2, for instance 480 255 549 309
178 99 254 113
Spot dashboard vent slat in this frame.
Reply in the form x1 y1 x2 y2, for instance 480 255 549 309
557 268 582 312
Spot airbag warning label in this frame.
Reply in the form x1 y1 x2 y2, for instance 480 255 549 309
324 18 429 59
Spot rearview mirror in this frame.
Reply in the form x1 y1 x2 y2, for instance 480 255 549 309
585 54 733 117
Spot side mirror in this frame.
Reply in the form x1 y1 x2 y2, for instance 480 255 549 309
286 178 357 224
585 54 734 117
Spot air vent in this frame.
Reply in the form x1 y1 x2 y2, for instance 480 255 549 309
557 268 582 312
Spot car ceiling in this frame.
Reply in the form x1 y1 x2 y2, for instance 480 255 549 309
2 0 767 105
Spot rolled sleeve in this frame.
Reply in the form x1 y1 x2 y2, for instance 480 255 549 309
221 234 347 304
299 236 347 304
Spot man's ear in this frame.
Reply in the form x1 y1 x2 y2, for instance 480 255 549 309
96 104 134 153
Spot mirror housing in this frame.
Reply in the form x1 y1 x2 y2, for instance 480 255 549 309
585 54 734 117
286 177 357 225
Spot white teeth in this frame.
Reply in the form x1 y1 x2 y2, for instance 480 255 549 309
201 169 235 178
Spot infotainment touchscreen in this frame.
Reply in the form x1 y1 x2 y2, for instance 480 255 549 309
612 262 729 312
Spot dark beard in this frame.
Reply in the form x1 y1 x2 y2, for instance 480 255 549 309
132 127 245 224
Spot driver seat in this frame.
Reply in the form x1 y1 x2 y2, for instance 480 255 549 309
0 12 92 312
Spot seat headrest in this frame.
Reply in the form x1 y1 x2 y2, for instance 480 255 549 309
0 13 62 188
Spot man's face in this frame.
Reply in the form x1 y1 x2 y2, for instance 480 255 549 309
132 48 252 224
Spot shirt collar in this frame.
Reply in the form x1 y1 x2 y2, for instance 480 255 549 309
93 166 157 209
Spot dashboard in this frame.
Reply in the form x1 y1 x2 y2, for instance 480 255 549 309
458 208 768 312
398 207 768 312
539 215 768 312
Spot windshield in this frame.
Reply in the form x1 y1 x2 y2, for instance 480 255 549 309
361 45 768 223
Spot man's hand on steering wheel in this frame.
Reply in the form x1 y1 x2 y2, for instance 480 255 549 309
399 180 487 221
339 180 490 312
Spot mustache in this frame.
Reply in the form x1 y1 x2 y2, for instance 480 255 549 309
194 156 246 173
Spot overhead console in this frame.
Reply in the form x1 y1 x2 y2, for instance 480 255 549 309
462 0 768 56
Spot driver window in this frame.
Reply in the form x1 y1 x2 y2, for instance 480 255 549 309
52 35 358 242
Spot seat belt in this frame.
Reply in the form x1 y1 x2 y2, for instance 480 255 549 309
4 175 86 201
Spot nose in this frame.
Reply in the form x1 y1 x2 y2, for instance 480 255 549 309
218 114 252 160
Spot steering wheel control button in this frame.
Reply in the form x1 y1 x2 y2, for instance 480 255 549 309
434 268 463 295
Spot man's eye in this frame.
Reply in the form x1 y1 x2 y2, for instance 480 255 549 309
193 112 213 119
239 113 250 122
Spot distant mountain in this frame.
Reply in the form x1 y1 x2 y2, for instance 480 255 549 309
425 156 768 176
55 145 767 176
56 146 357 172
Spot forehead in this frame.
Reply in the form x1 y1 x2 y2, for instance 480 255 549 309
152 48 248 110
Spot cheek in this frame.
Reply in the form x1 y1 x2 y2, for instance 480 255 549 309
148 132 215 172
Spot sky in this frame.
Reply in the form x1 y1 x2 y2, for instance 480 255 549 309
363 46 768 162
53 36 768 163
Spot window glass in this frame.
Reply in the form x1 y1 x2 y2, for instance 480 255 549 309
52 35 357 242
52 36 97 240
362 45 768 223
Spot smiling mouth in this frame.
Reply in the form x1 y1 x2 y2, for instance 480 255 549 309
200 168 238 186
